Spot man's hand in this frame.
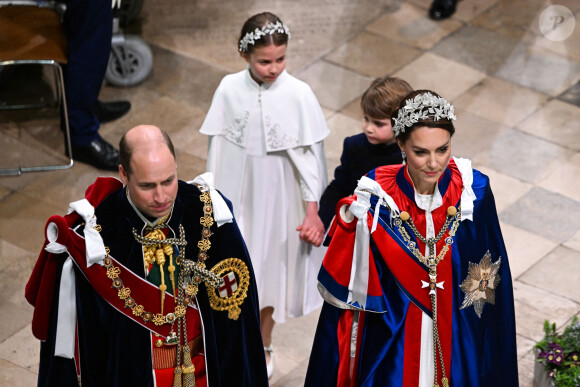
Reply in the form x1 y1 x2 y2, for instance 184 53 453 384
296 202 325 247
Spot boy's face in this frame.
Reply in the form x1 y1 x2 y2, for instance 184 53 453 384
362 116 395 145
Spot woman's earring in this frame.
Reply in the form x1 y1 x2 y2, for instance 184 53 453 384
401 151 406 165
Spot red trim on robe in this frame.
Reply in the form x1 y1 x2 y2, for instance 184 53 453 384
323 196 384 298
25 177 124 341
337 309 354 387
48 218 197 338
403 304 422 386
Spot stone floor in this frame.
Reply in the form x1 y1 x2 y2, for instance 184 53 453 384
1 0 580 385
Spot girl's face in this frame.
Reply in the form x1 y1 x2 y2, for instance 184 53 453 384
243 44 287 85
397 126 451 195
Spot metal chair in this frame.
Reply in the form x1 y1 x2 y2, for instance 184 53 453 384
0 1 72 175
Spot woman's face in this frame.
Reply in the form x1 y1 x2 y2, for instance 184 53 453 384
398 126 451 195
243 44 287 85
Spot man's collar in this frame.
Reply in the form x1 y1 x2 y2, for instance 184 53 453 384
125 187 173 227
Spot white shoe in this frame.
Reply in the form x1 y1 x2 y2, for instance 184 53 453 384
265 345 274 379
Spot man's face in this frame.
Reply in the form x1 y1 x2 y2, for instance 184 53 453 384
120 146 178 219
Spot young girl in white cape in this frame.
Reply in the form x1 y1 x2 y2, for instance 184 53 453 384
199 11 329 378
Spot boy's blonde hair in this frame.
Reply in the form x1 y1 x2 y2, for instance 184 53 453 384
360 76 413 120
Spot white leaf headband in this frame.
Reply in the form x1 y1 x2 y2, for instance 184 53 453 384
239 21 291 52
392 92 457 137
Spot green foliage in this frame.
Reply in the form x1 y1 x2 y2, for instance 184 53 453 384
553 366 580 387
535 316 580 387
561 318 580 352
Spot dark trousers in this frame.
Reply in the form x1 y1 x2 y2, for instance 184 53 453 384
62 0 112 146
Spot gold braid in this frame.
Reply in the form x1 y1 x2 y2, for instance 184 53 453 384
394 206 460 387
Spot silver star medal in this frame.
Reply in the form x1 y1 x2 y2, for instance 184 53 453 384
459 251 501 318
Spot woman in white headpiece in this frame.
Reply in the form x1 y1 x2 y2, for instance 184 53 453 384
199 11 329 378
305 90 518 387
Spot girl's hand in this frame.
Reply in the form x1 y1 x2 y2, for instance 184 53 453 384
296 202 325 247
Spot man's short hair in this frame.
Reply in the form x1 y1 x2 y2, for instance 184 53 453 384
119 127 176 177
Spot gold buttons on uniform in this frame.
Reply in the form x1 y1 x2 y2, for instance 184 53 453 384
447 206 457 217
400 211 410 222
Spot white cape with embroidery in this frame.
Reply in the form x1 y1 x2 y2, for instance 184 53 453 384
200 68 329 322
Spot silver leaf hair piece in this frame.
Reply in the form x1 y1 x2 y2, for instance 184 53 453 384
239 21 291 52
392 92 457 137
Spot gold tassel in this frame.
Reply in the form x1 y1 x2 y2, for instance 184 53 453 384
144 249 155 265
173 366 182 387
181 345 196 387
442 377 450 387
172 321 183 387
156 248 167 314
166 244 176 292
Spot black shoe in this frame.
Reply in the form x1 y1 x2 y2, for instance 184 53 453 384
429 0 457 20
70 136 120 171
94 100 131 123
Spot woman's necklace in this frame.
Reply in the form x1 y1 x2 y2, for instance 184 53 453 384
394 204 461 387
395 205 461 269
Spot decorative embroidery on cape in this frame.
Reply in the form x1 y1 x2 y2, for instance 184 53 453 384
223 111 249 146
459 250 501 318
264 114 299 149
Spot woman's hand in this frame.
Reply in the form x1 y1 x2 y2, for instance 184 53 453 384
296 202 325 247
